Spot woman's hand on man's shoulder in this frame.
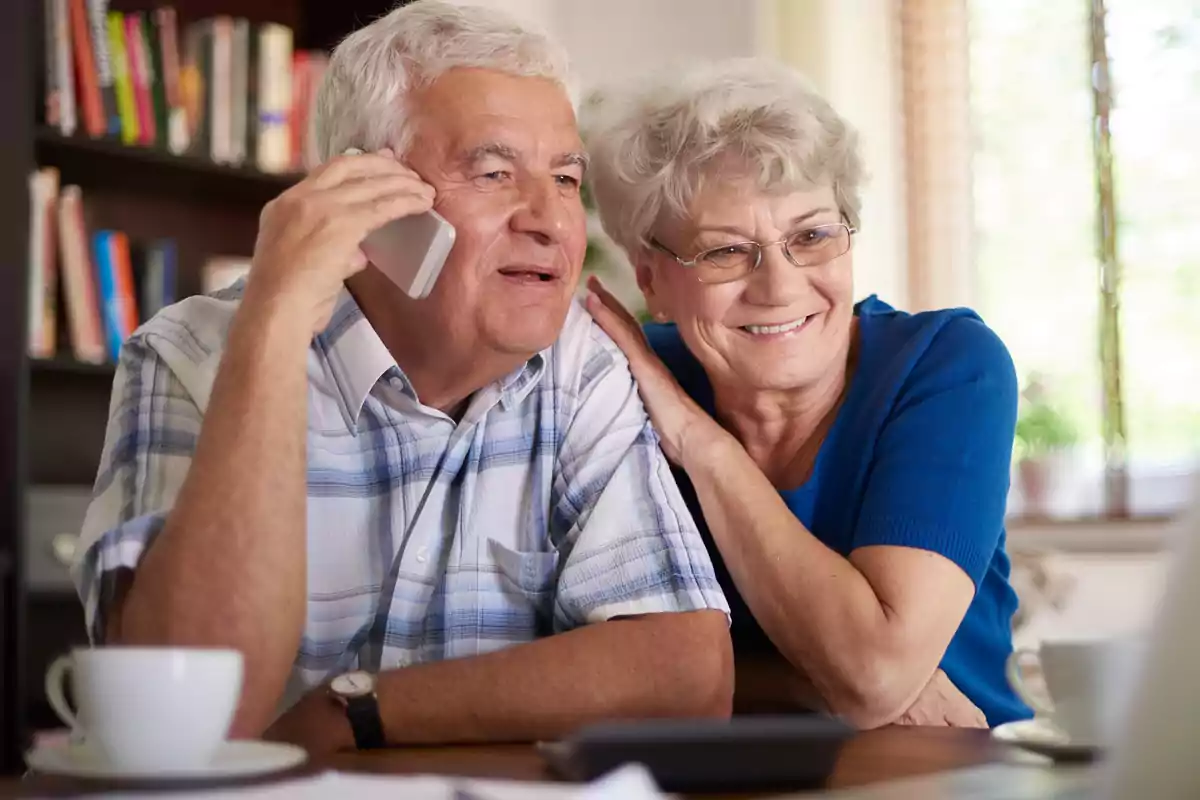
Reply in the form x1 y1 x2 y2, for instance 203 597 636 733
583 275 727 465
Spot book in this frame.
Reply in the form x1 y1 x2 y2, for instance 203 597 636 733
85 0 119 136
27 169 61 359
93 230 140 359
126 12 156 146
298 52 328 170
145 10 170 150
133 238 178 321
57 186 106 363
68 0 105 138
181 19 211 160
106 11 138 145
229 18 250 166
154 7 188 155
209 16 234 164
44 0 77 135
257 24 293 173
92 231 119 358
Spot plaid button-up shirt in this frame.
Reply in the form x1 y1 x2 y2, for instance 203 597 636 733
72 282 729 713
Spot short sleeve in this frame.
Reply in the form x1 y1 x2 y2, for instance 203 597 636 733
71 335 204 643
549 325 730 629
852 316 1018 587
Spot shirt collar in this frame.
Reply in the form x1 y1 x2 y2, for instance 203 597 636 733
312 288 549 430
497 351 547 411
312 289 397 431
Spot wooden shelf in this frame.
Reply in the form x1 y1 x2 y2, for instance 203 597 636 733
28 357 116 377
34 128 302 206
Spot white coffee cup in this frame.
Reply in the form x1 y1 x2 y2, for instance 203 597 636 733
1006 637 1143 747
45 646 244 772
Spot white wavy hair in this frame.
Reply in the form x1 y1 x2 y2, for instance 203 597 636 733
314 0 570 163
582 57 865 258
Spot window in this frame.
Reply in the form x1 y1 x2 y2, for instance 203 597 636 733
968 0 1200 520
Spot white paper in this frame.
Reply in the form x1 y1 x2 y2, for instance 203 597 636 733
763 764 1093 799
84 763 665 800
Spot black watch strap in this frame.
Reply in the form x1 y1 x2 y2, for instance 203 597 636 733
344 694 386 750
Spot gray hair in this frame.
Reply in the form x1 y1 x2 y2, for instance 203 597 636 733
314 0 570 163
582 57 865 258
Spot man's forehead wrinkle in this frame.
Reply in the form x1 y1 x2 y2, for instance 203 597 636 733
463 142 521 162
459 141 586 172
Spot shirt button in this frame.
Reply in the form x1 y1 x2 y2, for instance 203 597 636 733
415 546 428 564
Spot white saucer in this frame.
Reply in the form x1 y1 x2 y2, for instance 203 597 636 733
24 738 308 781
992 718 1102 763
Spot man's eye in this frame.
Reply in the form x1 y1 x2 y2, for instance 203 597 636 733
555 174 581 188
480 171 511 181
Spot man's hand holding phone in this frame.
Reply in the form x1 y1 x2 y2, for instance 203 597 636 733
242 147 436 337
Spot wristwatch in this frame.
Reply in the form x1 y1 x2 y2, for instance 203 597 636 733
329 670 386 750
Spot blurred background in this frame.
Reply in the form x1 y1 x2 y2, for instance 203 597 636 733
1 0 1196 763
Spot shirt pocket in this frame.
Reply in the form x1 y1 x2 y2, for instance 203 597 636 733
487 538 560 634
488 538 559 594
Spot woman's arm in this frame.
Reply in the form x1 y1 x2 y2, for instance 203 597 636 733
585 279 1014 728
679 426 976 727
733 651 985 727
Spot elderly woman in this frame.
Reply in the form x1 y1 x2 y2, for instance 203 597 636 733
582 58 1031 728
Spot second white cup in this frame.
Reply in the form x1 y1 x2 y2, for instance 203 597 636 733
1006 636 1143 747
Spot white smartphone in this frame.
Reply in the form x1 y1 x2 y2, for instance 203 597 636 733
360 209 457 299
343 148 457 299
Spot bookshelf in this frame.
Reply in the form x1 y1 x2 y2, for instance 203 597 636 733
1 0 407 772
28 357 117 377
36 127 302 205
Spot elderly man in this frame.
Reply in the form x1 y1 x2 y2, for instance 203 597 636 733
72 0 731 753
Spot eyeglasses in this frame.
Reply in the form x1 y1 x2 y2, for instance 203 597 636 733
650 221 857 285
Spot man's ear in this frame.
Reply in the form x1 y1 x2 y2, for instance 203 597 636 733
634 255 670 323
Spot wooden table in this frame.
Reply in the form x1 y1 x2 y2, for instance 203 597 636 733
1 727 1054 798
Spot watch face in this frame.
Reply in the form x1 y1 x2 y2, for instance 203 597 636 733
331 670 375 698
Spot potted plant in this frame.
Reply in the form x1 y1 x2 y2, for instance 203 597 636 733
1013 374 1079 516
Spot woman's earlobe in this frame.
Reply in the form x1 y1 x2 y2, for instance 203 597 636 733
635 259 666 323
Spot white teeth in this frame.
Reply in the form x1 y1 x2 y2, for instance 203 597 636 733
743 317 808 335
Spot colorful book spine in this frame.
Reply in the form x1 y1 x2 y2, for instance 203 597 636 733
92 230 122 359
145 11 169 150
155 7 187 154
228 18 250 166
299 52 328 170
68 0 105 138
85 0 119 135
92 230 140 360
109 230 140 335
126 12 156 146
135 239 177 321
210 16 233 164
182 20 211 159
27 169 60 359
256 23 293 173
57 186 106 363
289 50 308 171
44 0 77 135
106 11 138 145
